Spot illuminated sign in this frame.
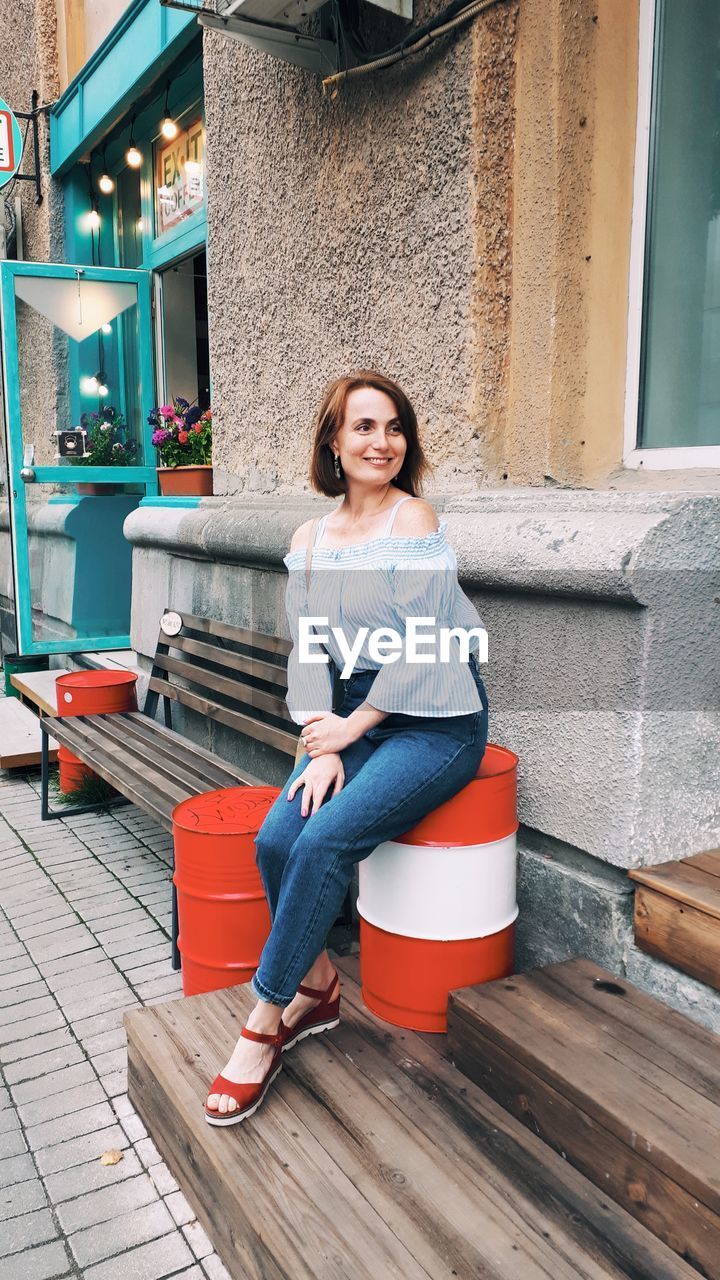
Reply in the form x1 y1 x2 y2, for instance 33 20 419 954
155 117 204 237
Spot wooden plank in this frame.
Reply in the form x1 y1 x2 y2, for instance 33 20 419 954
448 999 720 1278
82 714 239 799
42 718 175 831
153 652 291 719
9 669 60 717
115 715 259 791
147 678 298 756
0 697 58 768
629 857 720 920
634 884 720 992
447 961 720 1269
123 713 265 787
63 717 195 808
125 976 696 1280
681 849 720 880
167 633 290 693
170 612 292 657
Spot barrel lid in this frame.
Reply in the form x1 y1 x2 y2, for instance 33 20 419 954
172 787 281 835
56 670 137 689
476 744 518 779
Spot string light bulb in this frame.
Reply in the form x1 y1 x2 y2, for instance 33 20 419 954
126 119 142 169
81 375 98 395
160 83 178 140
87 207 101 231
101 323 113 335
99 171 114 195
97 379 109 397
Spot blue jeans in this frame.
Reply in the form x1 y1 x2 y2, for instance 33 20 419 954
251 657 489 1006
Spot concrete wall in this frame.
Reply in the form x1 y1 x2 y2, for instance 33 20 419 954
203 0 518 496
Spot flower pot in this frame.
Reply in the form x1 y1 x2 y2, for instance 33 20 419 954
157 465 213 497
76 482 118 496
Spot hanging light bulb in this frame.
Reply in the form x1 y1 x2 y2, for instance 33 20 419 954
160 82 178 141
98 172 114 195
126 118 142 169
97 379 109 397
81 375 99 395
87 207 101 231
101 323 113 335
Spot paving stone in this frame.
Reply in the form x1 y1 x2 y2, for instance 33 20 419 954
0 965 41 993
95 911 157 938
125 960 173 985
19 915 79 942
69 1198 176 1267
102 929 167 959
18 1081 107 1128
46 959 118 994
63 988 133 1024
91 1047 126 1076
0 1207 57 1258
111 1093 134 1118
82 1026 126 1057
0 1009 66 1048
35 1122 129 1176
11 1061 96 1106
165 1190 195 1227
0 980 48 1009
135 976 183 1002
0 1107 20 1135
0 942 26 962
1 1028 74 1066
183 1222 214 1260
57 1171 158 1234
0 995 57 1028
0 952 41 978
43 1147 143 1202
201 1255 232 1280
120 1111 147 1143
25 1101 116 1153
82 1231 193 1280
0 1127 27 1159
113 943 170 970
134 1136 162 1169
74 1003 139 1041
39 946 105 978
148 1162 178 1197
0 1239 71 1280
0 1176 47 1219
4 1043 84 1087
101 1069 127 1098
0 1151 36 1189
27 928 96 963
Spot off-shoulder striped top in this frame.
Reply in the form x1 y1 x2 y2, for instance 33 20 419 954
283 495 486 724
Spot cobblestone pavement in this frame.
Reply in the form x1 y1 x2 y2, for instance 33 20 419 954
0 752 232 1280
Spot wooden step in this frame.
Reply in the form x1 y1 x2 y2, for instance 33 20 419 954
447 957 720 1278
125 956 696 1280
629 849 720 991
0 694 58 768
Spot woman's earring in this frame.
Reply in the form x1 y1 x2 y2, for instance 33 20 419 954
333 453 342 481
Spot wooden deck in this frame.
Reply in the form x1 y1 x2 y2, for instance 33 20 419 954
126 956 696 1280
447 957 720 1278
0 693 58 769
629 849 720 991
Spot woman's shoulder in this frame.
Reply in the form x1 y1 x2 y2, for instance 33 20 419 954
391 497 441 539
289 516 322 555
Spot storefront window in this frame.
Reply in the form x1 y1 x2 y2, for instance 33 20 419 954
639 0 720 449
154 115 205 240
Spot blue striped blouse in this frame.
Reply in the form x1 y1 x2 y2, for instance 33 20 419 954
283 500 486 724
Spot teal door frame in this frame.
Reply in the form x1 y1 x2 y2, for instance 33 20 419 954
0 259 156 656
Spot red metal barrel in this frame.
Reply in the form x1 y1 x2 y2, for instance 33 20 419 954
172 787 280 997
359 743 519 1033
57 745 95 794
55 670 138 717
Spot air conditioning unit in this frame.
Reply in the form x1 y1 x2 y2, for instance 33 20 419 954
165 0 414 75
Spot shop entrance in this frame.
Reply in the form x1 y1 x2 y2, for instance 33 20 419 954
156 249 210 412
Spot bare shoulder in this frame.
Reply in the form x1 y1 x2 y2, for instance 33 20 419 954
392 497 440 538
289 517 319 554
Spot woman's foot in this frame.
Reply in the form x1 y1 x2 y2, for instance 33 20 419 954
206 1003 283 1118
282 970 340 1033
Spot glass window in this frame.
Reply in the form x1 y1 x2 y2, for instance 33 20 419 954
639 0 720 448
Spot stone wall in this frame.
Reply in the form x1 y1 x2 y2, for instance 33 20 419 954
202 0 518 497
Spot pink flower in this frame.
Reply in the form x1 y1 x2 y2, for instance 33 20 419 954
159 404 174 418
178 430 189 444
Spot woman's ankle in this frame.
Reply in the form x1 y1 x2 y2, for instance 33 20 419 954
301 952 336 990
246 998 283 1035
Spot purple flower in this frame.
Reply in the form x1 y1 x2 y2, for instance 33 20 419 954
152 428 171 446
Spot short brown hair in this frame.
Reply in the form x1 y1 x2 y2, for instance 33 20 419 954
309 370 431 498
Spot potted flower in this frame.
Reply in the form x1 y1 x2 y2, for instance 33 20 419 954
71 408 137 495
149 398 213 496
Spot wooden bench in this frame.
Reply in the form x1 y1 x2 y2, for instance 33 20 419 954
39 609 312 969
629 849 720 992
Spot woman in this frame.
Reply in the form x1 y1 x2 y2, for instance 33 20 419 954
205 371 488 1125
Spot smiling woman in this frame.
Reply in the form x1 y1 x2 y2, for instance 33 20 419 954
203 369 489 1127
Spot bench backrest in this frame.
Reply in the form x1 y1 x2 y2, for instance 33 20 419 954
144 610 299 758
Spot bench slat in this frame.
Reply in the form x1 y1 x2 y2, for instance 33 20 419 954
123 714 263 787
42 718 177 831
84 715 236 799
164 633 290 693
164 612 291 657
60 717 197 808
147 678 298 756
117 715 263 790
153 652 292 720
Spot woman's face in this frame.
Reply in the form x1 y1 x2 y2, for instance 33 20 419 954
332 386 407 489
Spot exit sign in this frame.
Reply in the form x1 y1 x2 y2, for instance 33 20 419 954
0 99 22 189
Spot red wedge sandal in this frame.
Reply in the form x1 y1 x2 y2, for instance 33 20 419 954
205 1025 284 1126
280 969 341 1052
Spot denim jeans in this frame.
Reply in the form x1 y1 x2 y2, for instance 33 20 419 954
251 656 489 1007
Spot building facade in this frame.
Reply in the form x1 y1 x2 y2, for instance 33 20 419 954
1 0 718 1026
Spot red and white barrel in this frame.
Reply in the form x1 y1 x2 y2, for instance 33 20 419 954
358 743 519 1033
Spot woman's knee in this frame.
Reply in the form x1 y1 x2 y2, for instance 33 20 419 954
254 818 293 872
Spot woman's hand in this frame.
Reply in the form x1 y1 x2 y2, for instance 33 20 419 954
299 712 353 757
288 753 345 817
